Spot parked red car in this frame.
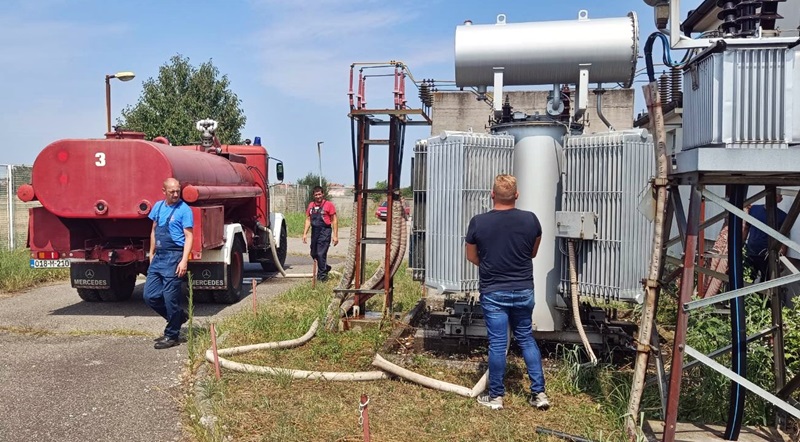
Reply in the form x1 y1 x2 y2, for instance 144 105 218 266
375 200 411 221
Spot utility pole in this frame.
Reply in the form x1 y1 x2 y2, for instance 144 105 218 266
317 141 324 186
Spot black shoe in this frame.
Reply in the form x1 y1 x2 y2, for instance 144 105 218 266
317 275 328 282
156 334 187 343
182 309 189 324
154 338 181 349
326 265 332 273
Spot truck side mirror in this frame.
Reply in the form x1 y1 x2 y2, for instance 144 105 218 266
276 162 284 182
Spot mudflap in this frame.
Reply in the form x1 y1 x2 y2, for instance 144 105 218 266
70 262 111 289
188 262 227 290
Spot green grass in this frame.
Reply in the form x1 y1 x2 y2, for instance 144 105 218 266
283 206 378 238
0 248 69 293
187 263 629 442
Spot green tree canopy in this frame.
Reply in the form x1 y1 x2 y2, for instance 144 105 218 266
297 173 329 205
119 55 246 145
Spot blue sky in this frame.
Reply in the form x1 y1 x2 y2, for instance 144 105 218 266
0 0 697 186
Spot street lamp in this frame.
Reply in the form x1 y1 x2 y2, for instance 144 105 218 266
317 141 324 186
105 71 136 133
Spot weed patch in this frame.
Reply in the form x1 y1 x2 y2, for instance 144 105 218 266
0 248 69 293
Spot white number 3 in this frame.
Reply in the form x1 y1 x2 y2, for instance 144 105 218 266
95 152 106 167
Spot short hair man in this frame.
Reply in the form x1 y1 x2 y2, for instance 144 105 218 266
302 186 338 281
144 178 193 349
465 174 549 410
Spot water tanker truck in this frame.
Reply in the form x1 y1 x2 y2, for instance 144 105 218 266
17 119 288 304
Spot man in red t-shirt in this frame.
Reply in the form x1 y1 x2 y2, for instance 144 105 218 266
302 186 338 281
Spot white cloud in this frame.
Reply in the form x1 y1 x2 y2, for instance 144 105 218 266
0 15 127 74
248 1 447 105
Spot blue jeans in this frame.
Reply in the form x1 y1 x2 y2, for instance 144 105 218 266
143 250 185 340
481 289 546 398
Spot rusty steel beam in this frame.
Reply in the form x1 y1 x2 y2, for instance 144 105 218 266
663 185 701 442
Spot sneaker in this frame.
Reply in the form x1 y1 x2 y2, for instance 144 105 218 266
476 393 503 410
154 338 181 350
529 392 550 410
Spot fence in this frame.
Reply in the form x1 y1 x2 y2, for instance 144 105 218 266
269 184 357 219
1 164 36 250
269 184 312 214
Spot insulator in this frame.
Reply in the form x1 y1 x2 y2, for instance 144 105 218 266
759 0 786 31
736 1 761 36
670 67 682 107
716 0 741 36
659 72 670 103
418 82 433 108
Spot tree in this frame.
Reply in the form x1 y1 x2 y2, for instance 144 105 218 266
119 55 246 145
370 181 411 202
297 173 329 205
372 180 388 203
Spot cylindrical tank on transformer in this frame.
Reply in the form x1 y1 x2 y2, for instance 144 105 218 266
455 11 638 88
492 122 566 332
26 133 262 219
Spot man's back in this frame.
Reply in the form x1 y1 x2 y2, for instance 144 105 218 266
747 204 788 253
465 208 542 293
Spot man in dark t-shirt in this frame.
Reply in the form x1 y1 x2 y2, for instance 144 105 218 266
465 174 549 411
744 194 788 282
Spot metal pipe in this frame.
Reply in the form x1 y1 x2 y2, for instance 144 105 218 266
594 88 614 131
535 427 595 442
105 75 112 133
181 185 262 203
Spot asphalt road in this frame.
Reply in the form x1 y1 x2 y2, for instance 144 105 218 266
0 222 393 442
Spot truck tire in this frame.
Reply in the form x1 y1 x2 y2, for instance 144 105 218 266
77 288 102 302
261 224 288 272
191 289 215 304
98 267 137 302
214 238 244 304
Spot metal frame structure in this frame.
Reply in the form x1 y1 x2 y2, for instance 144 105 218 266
659 177 800 441
340 62 430 316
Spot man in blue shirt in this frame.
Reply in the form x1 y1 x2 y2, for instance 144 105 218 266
144 178 194 349
744 193 788 283
465 174 549 411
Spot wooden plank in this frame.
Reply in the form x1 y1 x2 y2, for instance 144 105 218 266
644 421 790 442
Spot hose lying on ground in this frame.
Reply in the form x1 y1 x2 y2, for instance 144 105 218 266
372 354 488 398
206 317 490 393
205 319 387 381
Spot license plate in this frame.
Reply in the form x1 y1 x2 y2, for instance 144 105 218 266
30 259 71 269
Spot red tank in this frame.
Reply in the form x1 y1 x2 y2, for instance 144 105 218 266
29 134 263 221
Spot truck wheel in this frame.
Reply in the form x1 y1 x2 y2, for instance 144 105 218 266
98 267 137 302
261 224 288 272
214 238 244 304
191 289 215 304
77 289 102 302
